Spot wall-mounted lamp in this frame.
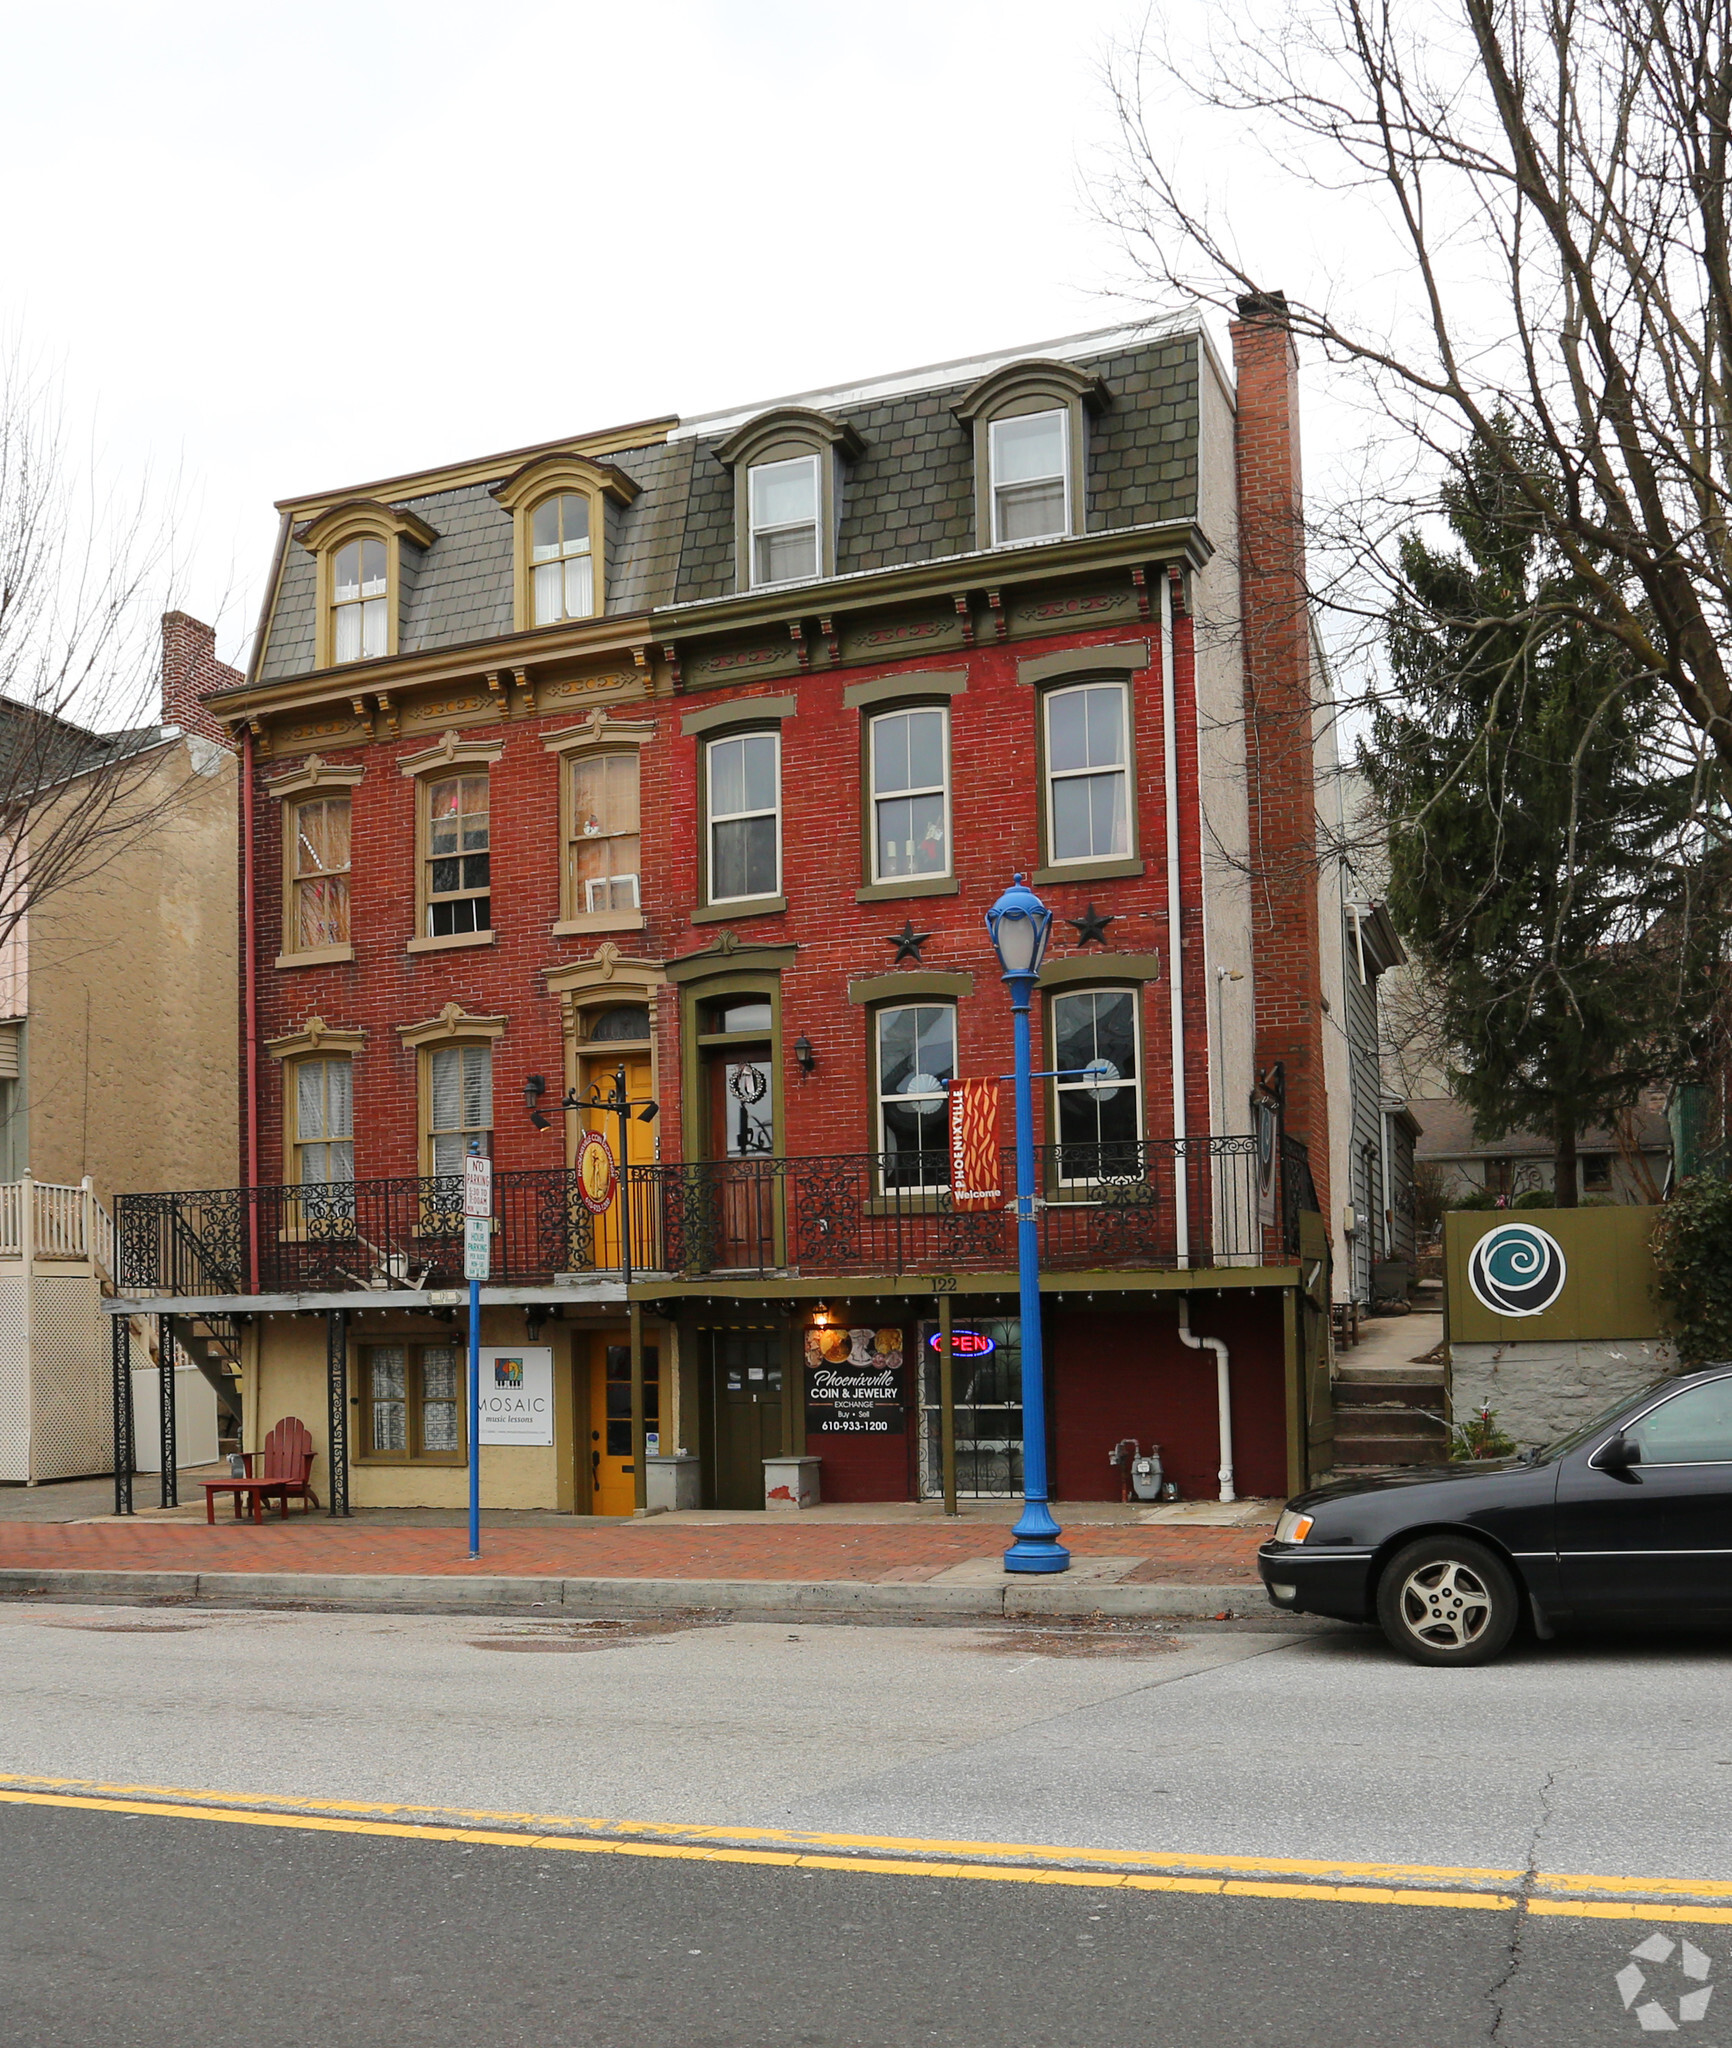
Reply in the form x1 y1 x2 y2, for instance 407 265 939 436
525 1303 556 1342
794 1033 816 1074
813 1299 832 1325
636 1098 660 1124
524 1073 551 1132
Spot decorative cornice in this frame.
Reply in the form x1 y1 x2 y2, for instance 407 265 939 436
541 708 657 756
396 1000 508 1049
265 1015 367 1061
294 499 439 552
490 451 642 512
264 754 366 800
396 729 507 778
713 406 865 469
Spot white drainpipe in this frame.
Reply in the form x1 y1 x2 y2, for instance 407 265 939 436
1161 570 1189 1265
1178 1296 1235 1503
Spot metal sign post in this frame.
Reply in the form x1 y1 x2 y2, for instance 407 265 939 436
463 1141 491 1561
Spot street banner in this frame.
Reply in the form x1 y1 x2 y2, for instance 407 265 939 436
947 1078 1002 1212
576 1129 617 1215
463 1215 491 1280
463 1153 491 1219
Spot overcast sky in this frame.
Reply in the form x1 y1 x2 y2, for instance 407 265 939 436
1 1 1341 674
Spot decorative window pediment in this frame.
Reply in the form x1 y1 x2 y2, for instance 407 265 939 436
265 1014 368 1061
713 407 863 594
294 500 439 671
395 729 506 779
265 754 366 801
953 359 1109 552
396 1000 507 1050
491 453 640 634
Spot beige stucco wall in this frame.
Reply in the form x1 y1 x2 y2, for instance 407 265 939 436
25 735 237 1205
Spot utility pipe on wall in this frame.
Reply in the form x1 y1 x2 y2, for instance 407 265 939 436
1161 570 1189 1266
1178 1296 1235 1503
241 724 260 1294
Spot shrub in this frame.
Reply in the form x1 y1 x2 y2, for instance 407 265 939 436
1512 1188 1555 1209
1651 1175 1732 1367
1450 1406 1519 1460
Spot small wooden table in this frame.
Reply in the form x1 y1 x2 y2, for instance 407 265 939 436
202 1477 295 1525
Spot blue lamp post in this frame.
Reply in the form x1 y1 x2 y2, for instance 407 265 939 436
985 873 1069 1575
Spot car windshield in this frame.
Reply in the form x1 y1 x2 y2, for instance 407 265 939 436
1536 1376 1677 1461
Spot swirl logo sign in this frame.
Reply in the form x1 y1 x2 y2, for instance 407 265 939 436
1466 1222 1568 1318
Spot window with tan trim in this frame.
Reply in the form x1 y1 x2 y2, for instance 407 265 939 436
332 538 388 660
530 492 595 624
426 1042 492 1175
290 796 351 951
569 752 640 916
293 1055 354 1185
426 774 490 936
360 1342 464 1463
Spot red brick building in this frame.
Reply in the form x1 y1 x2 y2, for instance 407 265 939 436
113 309 1339 1518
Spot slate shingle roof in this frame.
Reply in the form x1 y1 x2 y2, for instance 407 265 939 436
258 327 1203 684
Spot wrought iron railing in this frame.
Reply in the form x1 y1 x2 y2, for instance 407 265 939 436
115 1136 1309 1298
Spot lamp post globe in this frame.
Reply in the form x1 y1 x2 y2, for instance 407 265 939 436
983 873 1068 1574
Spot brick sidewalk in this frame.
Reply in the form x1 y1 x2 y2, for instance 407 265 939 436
0 1519 1265 1586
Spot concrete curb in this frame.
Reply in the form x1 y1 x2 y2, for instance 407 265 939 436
0 1568 1263 1623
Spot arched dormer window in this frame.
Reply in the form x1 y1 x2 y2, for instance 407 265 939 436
491 452 641 633
952 360 1109 552
295 499 439 672
713 407 864 594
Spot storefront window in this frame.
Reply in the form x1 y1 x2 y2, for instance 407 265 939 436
917 1317 1022 1498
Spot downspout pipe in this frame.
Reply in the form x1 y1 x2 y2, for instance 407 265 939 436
1178 1296 1235 1503
242 724 260 1293
1161 569 1189 1265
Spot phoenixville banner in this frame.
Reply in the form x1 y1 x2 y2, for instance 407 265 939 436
947 1077 1001 1212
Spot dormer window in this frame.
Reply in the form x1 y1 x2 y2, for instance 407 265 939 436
332 538 388 660
530 492 594 623
990 410 1068 544
714 407 863 595
954 359 1109 553
749 455 820 587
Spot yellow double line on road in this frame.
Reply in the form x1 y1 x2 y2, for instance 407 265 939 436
0 1773 1726 1924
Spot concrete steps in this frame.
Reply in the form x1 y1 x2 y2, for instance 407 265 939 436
1332 1358 1449 1472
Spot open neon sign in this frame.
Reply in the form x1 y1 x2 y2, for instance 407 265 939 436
927 1329 995 1357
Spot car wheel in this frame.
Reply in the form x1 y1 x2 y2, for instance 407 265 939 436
1375 1536 1520 1667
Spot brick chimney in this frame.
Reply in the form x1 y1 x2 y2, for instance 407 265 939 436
160 612 241 747
1230 291 1330 1223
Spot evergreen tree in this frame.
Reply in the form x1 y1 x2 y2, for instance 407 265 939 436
1363 437 1726 1206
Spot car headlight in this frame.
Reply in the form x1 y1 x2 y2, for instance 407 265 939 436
1274 1509 1314 1544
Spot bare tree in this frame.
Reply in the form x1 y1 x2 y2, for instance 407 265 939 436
0 343 207 955
1101 0 1732 773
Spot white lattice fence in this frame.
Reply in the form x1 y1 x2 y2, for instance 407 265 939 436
28 1276 109 1481
0 1275 30 1482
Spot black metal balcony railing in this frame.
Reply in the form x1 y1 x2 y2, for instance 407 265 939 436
115 1136 1313 1299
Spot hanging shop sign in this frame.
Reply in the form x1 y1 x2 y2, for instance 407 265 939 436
927 1327 995 1358
575 1129 617 1215
804 1326 905 1434
947 1078 1002 1212
477 1346 554 1445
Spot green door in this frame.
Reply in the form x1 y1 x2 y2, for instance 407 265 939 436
705 1333 784 1509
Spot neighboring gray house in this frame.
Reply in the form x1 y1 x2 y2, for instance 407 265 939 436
1410 1095 1670 1205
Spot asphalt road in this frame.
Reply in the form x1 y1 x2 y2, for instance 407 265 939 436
2 1603 1730 2045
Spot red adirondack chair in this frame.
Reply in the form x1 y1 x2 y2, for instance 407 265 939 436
203 1416 319 1523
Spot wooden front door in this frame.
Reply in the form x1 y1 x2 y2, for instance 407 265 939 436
704 1332 783 1510
703 1046 775 1268
587 1330 659 1516
577 1053 654 1270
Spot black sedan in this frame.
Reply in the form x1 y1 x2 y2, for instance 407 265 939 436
1259 1364 1732 1664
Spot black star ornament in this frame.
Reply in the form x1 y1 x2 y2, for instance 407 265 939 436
885 918 932 964
1066 902 1114 947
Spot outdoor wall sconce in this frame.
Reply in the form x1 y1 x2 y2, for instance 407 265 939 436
526 1304 556 1342
794 1033 816 1073
525 1073 551 1131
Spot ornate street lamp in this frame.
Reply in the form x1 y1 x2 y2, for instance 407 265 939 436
985 874 1068 1574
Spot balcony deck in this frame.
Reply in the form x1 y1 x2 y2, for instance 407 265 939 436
112 1139 1315 1308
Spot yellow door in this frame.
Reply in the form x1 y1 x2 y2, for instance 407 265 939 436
576 1054 654 1270
588 1330 659 1516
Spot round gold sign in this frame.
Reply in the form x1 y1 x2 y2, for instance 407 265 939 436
576 1129 617 1215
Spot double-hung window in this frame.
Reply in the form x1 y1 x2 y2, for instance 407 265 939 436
332 538 388 661
294 1057 354 1185
428 1043 492 1177
1045 682 1130 865
427 774 490 935
707 731 780 903
876 1003 956 1190
530 492 594 623
990 409 1068 544
869 707 950 883
1052 988 1142 1182
748 456 819 587
570 753 640 914
362 1342 463 1461
291 796 350 950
